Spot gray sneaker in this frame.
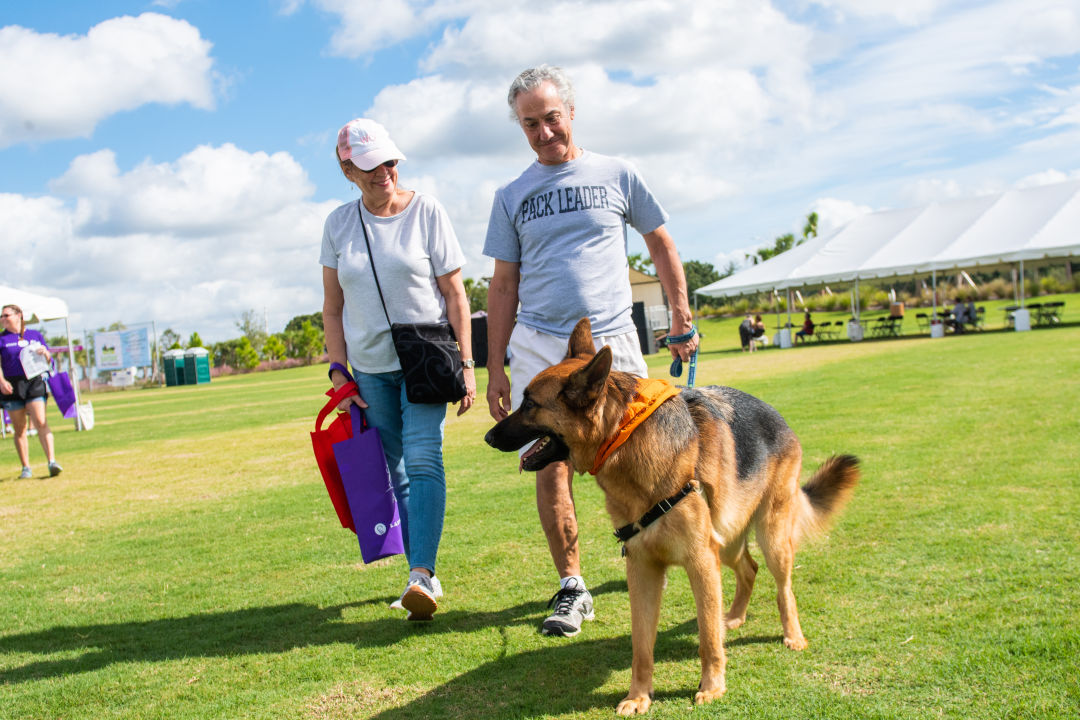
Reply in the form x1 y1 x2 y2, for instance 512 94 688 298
391 575 442 610
401 574 438 622
542 578 594 637
48 462 62 477
19 466 32 479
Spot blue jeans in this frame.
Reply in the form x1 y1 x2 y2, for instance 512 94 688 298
354 370 447 575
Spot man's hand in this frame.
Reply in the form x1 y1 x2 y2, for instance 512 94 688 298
486 366 512 421
666 322 699 362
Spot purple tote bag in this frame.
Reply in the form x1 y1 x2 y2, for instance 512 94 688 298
47 371 78 419
332 404 405 563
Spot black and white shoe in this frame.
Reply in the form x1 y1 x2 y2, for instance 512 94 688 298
542 578 594 637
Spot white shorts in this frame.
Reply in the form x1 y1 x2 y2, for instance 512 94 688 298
508 323 649 412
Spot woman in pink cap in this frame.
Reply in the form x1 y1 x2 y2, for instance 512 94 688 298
320 118 476 622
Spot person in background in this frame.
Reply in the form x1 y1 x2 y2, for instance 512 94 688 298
738 314 754 352
0 304 62 479
484 64 699 638
965 299 978 330
321 118 476 622
751 314 768 351
950 296 967 333
795 311 815 344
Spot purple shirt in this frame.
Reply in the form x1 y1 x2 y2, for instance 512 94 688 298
0 329 49 378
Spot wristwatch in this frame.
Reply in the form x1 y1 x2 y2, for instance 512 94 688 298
462 359 475 369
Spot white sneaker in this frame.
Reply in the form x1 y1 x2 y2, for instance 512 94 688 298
390 574 443 610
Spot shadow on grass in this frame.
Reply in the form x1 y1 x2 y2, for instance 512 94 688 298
366 623 780 719
0 578 781 715
0 580 615 684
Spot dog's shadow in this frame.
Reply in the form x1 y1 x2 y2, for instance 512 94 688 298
0 578 780 715
365 614 779 719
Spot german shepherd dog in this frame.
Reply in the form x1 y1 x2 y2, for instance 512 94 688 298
485 318 859 715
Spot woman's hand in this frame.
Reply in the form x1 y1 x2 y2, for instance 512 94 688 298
0 378 11 396
330 367 368 411
456 367 477 416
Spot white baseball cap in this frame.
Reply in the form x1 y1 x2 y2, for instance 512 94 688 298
336 118 406 171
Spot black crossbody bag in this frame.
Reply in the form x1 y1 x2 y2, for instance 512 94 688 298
358 202 467 405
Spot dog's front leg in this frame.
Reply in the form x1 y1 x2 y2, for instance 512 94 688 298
616 552 665 716
686 543 727 705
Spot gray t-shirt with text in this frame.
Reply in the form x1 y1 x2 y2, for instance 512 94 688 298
483 150 668 338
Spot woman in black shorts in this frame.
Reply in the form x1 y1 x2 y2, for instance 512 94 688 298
0 304 62 479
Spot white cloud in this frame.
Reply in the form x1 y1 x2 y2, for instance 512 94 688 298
0 13 216 148
314 0 425 57
810 0 944 25
315 0 1080 277
6 145 339 341
50 144 315 236
1014 167 1080 188
810 197 873 237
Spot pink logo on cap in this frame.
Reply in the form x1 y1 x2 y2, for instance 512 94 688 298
336 118 404 169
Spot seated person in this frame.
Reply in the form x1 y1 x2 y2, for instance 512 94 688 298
966 300 978 328
949 299 967 332
738 314 754 352
795 311 814 344
750 314 768 351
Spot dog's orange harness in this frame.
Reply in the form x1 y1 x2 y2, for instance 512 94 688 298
589 378 681 475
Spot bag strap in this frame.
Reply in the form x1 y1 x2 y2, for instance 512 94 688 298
357 201 393 329
347 402 369 433
316 381 359 430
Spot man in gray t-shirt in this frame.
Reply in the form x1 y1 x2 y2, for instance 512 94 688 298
483 65 700 638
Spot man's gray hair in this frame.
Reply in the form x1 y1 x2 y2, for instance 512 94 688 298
507 64 575 120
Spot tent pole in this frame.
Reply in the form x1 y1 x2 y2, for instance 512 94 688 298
1019 260 1025 307
152 320 161 385
786 289 793 328
83 330 93 392
854 278 860 322
65 318 83 431
931 270 938 320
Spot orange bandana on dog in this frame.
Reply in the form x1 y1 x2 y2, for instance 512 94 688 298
589 379 681 475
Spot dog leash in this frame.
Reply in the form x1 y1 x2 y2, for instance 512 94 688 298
667 325 698 388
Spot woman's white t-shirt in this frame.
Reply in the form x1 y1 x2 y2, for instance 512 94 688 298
320 192 465 373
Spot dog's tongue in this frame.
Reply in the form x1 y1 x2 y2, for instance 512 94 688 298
519 438 543 473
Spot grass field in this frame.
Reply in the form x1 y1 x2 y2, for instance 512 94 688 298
2 309 1078 719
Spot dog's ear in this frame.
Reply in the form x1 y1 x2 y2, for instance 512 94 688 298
565 317 595 359
563 345 611 408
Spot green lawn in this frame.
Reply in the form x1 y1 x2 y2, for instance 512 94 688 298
2 311 1078 719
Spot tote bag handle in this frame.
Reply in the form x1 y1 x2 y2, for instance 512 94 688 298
316 381 360 431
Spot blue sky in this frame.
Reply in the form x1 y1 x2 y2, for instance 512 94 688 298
3 0 1079 341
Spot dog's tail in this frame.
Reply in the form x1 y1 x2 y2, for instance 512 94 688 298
795 454 860 544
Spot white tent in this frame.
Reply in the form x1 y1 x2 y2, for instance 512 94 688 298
0 286 69 323
0 286 84 429
698 179 1080 298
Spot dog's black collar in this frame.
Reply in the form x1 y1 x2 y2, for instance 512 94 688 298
614 481 697 543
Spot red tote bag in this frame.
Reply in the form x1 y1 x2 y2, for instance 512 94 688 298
311 382 360 532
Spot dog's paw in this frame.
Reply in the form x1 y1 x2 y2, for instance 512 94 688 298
724 614 746 630
694 684 726 705
783 635 808 651
615 695 652 715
